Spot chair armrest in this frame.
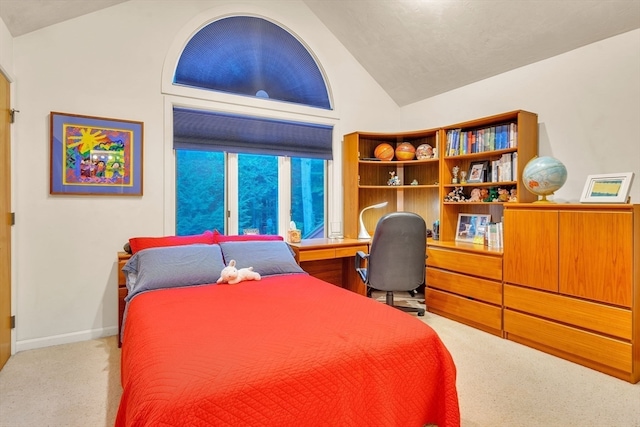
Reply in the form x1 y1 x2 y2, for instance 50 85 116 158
355 250 369 283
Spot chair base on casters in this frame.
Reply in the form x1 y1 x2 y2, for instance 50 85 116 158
385 291 425 316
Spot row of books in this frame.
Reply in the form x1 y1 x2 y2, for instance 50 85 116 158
489 152 518 182
486 222 503 249
446 123 518 156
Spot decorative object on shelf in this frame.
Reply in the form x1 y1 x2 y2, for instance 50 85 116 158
416 143 434 160
580 172 634 203
467 161 488 183
444 186 466 202
432 220 440 240
387 171 401 186
495 188 510 202
480 188 490 201
410 179 418 185
460 170 467 184
452 165 460 184
50 111 144 196
522 156 568 203
358 201 388 239
395 142 416 160
374 143 394 161
455 213 491 244
468 188 481 202
509 188 518 202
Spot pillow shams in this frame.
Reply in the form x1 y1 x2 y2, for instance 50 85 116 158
219 241 305 277
122 244 225 301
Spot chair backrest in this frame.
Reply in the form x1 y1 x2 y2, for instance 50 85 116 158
367 212 427 292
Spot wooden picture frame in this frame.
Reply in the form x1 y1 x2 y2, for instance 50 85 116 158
455 213 491 244
467 160 488 183
50 112 143 196
580 172 634 203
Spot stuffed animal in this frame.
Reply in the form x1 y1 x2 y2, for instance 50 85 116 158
217 260 261 285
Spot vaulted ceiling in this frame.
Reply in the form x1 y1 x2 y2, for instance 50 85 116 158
1 0 639 106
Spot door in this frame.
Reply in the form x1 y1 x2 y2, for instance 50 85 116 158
0 72 11 369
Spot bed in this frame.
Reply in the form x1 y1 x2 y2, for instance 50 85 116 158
115 236 460 427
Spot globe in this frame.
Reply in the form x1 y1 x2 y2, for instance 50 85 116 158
395 142 416 160
522 156 568 203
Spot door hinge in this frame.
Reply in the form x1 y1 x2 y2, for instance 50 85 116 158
9 109 19 124
10 212 15 226
10 316 15 329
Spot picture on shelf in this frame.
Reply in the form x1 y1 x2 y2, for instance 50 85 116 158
455 213 491 244
467 161 488 183
580 172 634 203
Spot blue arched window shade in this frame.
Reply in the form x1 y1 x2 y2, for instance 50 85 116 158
174 16 331 110
173 107 333 160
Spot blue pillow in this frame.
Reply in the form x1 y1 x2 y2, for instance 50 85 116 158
122 244 225 301
219 241 305 277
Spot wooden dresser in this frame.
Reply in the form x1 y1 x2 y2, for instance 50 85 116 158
117 251 131 347
503 203 639 383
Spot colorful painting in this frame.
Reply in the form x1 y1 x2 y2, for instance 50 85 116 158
50 112 143 195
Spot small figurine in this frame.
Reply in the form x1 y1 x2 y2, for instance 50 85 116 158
460 170 467 184
387 171 401 186
410 179 419 185
480 188 490 202
452 166 460 184
509 188 518 202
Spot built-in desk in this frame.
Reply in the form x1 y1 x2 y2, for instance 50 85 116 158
288 238 369 295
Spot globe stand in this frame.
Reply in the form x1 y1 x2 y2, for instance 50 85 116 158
533 193 555 204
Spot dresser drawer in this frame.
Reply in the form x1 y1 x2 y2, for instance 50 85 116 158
427 246 502 281
297 248 336 262
504 284 632 340
426 288 502 332
335 245 368 258
427 267 502 305
504 309 632 373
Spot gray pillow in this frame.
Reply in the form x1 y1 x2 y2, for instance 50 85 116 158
219 241 305 277
122 244 225 302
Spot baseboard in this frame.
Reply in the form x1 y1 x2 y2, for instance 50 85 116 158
15 326 118 352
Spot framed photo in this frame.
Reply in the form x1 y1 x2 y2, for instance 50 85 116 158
50 112 143 196
467 161 488 183
455 213 491 244
580 172 634 203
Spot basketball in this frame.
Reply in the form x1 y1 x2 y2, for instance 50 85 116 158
395 142 416 160
374 143 394 161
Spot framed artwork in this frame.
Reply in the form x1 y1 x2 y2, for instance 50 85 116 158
467 161 488 183
455 213 491 244
580 172 634 203
50 112 143 196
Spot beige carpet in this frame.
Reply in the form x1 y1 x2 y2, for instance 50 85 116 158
1 297 639 426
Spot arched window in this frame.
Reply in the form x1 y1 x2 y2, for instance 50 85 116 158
174 15 331 109
173 15 331 238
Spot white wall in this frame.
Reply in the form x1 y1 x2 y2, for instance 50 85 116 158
5 0 399 350
400 29 640 203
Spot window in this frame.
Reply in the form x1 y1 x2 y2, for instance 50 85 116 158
172 15 333 237
176 151 325 237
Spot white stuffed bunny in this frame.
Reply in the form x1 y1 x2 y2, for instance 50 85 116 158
216 259 261 285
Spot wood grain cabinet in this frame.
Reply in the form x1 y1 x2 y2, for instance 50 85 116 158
503 204 639 383
426 242 504 336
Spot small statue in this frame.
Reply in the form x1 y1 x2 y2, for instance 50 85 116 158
387 171 401 186
452 166 460 184
410 179 419 185
460 170 467 184
480 188 490 202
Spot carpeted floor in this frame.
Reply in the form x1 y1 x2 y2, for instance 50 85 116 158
1 294 639 427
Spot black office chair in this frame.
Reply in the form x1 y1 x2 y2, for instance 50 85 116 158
355 212 427 316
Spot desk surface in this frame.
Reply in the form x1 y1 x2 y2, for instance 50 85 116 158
288 238 368 250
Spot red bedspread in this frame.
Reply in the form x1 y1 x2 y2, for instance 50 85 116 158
116 274 460 427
